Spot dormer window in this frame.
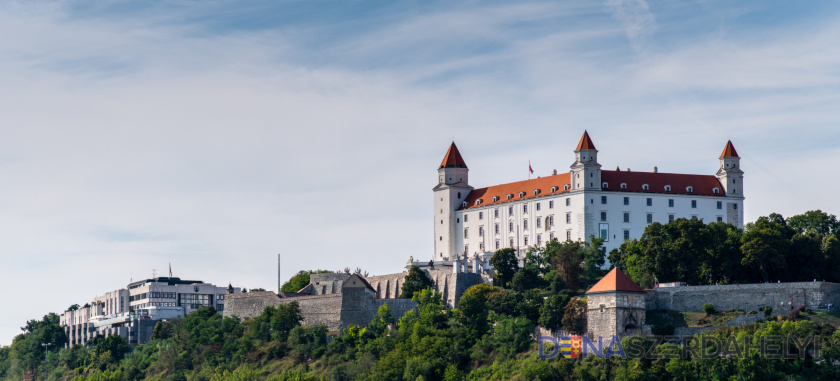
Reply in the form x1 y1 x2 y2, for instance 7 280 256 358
712 187 719 194
519 191 526 198
602 182 608 188
551 186 558 193
462 201 468 208
493 196 499 202
507 194 514 200
476 199 483 206
620 183 627 190
642 184 649 191
686 186 693 193
664 185 671 192
534 189 540 196
564 184 570 191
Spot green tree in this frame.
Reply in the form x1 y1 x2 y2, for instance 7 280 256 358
561 297 587 335
550 240 583 290
538 294 571 331
582 235 607 285
510 266 545 292
400 265 434 298
281 270 331 293
741 215 791 282
490 248 519 288
787 210 840 235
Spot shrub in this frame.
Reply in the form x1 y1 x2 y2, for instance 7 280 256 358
804 307 812 314
651 324 675 336
702 303 715 315
764 306 773 317
748 310 757 315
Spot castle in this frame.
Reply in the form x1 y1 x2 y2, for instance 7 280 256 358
434 131 745 260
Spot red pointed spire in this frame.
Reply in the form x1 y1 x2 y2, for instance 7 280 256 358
439 142 468 169
720 140 739 158
575 130 596 150
586 268 645 293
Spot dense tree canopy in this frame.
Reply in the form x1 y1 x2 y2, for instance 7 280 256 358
400 265 434 298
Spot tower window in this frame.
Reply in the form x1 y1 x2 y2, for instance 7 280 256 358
646 198 652 206
465 214 469 222
623 213 630 223
523 220 528 229
494 209 499 218
479 212 484 219
457 192 461 198
691 200 697 208
464 228 468 238
495 224 499 234
566 230 571 240
717 201 722 210
717 216 723 222
647 214 653 224
668 199 674 208
601 212 607 221
733 204 738 210
601 196 607 204
550 215 555 226
623 197 629 205
566 198 571 206
549 201 554 209
479 226 484 237
566 213 571 224
495 240 500 250
623 230 630 240
669 214 675 222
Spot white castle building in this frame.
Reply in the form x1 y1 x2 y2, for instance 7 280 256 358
433 131 744 261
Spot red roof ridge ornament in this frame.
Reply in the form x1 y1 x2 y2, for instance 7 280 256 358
586 268 645 294
720 140 739 158
439 142 468 169
575 130 596 151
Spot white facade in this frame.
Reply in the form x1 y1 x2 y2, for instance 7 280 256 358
434 133 745 261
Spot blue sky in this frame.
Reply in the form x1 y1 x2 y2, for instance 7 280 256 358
2 0 840 345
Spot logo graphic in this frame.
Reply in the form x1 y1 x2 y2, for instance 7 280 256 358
560 336 582 358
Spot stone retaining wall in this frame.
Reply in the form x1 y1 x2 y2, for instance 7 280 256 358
650 282 840 313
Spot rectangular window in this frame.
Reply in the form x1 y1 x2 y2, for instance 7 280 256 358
566 198 570 206
523 220 529 230
524 236 529 246
599 223 609 241
536 218 542 228
668 199 674 208
509 222 514 231
691 200 697 209
495 209 499 218
717 216 723 222
669 214 675 222
479 212 484 219
566 230 571 240
601 196 607 204
495 240 500 250
566 213 571 224
523 204 528 213
495 224 499 234
479 226 484 236
734 204 738 210
647 213 653 224
691 215 698 220
623 212 630 223
550 215 555 226
716 201 722 210
464 228 468 238
536 203 541 211
510 238 514 247
549 201 554 209
537 235 542 246
624 230 630 240
550 232 555 241
601 211 607 221
646 198 652 206
465 214 469 222
464 245 469 254
623 197 629 206
509 206 513 215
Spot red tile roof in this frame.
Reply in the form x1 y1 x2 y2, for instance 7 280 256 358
461 173 572 209
575 131 596 150
587 268 644 294
439 142 468 169
720 140 739 158
461 170 724 210
601 170 725 196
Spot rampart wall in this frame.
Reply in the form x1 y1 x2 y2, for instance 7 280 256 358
649 282 840 312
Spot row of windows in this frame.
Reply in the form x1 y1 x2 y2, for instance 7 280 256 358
603 196 730 211
149 302 177 307
149 292 176 299
600 182 722 194
600 211 726 223
471 229 576 252
463 198 574 221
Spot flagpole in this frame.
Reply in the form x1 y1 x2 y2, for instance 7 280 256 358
528 160 531 180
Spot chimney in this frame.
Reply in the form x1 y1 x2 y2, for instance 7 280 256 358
552 169 557 175
653 166 658 173
626 168 631 172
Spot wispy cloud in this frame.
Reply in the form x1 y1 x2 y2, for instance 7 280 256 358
605 0 656 52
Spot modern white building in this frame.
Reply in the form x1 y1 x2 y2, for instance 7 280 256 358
60 277 239 347
433 131 744 261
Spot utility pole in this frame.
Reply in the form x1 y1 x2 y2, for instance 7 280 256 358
277 254 281 294
42 342 52 376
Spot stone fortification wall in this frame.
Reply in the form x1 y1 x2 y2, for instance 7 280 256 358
367 270 485 308
650 282 840 312
340 299 418 330
223 291 344 331
673 313 765 337
309 273 352 295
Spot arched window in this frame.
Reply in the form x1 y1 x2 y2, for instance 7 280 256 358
476 199 483 206
664 185 671 192
642 184 649 190
620 183 627 189
534 189 540 196
564 184 570 191
551 186 558 193
461 201 467 208
712 188 719 194
493 196 499 202
519 191 526 198
686 186 693 193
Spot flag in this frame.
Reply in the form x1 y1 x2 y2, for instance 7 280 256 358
169 263 172 278
529 162 534 174
560 336 582 358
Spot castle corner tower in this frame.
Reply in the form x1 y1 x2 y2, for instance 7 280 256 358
433 142 473 262
586 268 646 339
715 140 744 226
570 131 601 191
